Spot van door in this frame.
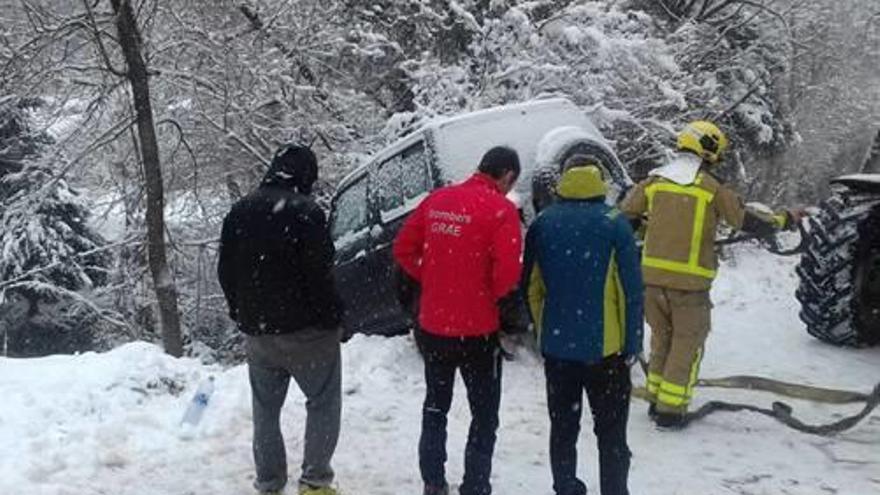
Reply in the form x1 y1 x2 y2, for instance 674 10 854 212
368 140 433 334
329 173 373 336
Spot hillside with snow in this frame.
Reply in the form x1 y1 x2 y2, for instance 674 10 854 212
2 245 878 495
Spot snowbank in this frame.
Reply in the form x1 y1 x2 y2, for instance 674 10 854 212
1 246 878 495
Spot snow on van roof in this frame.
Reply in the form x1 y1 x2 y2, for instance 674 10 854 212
335 98 613 194
534 126 605 170
834 174 880 185
424 98 588 131
429 98 610 192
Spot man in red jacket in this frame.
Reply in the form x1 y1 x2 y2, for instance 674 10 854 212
394 146 523 495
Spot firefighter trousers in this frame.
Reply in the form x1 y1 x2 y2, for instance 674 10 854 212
644 286 712 414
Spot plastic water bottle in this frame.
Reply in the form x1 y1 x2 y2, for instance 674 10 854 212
180 376 215 431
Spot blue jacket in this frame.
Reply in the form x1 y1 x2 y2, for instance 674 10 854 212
522 179 644 364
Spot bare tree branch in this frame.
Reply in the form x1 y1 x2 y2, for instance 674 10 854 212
0 235 141 290
715 81 762 120
198 110 270 167
81 0 127 76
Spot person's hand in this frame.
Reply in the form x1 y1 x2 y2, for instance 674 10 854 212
606 353 634 367
785 208 809 228
497 292 529 335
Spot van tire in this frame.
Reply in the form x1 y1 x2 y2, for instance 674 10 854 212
530 140 631 214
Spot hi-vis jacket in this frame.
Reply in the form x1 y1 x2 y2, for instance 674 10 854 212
393 173 523 337
522 172 644 364
621 153 747 292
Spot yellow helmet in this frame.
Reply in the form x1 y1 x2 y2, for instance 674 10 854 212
677 121 729 165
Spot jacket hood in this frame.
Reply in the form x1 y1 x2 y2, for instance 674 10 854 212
557 166 607 200
261 145 318 194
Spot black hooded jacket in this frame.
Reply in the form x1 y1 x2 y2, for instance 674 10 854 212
217 155 342 335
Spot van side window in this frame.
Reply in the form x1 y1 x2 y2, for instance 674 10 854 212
330 176 369 241
373 152 404 214
373 141 430 221
399 141 431 202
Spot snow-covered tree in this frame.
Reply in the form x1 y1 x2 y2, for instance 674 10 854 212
382 1 796 190
0 97 110 356
863 130 880 174
774 0 880 201
4 0 871 360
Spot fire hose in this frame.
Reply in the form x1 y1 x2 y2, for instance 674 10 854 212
634 357 880 436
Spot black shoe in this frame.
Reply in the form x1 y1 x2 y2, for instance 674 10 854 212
654 411 687 429
424 484 449 495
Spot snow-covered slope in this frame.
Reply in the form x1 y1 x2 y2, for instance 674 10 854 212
1 246 878 495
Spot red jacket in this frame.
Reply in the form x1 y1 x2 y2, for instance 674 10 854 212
393 173 523 337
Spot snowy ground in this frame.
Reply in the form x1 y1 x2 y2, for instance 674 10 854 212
2 245 879 495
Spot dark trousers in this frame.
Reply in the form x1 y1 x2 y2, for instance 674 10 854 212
545 356 632 495
246 329 342 493
417 330 502 495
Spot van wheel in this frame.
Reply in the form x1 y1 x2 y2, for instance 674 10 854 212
530 140 631 214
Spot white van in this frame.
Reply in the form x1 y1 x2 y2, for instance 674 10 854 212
329 98 631 336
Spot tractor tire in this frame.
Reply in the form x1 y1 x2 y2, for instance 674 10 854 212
795 184 880 347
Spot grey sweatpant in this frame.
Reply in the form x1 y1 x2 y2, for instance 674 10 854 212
245 328 342 492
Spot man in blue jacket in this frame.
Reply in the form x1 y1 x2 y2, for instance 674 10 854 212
522 156 644 495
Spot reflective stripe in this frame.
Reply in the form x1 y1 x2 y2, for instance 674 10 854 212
658 381 690 407
647 372 663 394
527 263 546 344
660 380 688 397
645 183 715 204
643 257 717 279
772 213 788 229
603 252 625 357
658 390 688 407
690 194 709 267
656 347 705 409
643 175 717 280
687 346 704 399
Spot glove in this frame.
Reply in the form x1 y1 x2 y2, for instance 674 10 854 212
497 291 529 335
784 208 809 229
393 264 421 317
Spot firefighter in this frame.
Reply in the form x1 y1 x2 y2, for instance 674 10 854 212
620 121 801 428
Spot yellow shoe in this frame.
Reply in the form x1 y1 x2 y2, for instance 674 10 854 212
299 486 338 495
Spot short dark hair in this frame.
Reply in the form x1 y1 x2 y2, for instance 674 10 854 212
478 146 520 180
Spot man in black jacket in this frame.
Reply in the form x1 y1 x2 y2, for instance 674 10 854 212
218 144 343 495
